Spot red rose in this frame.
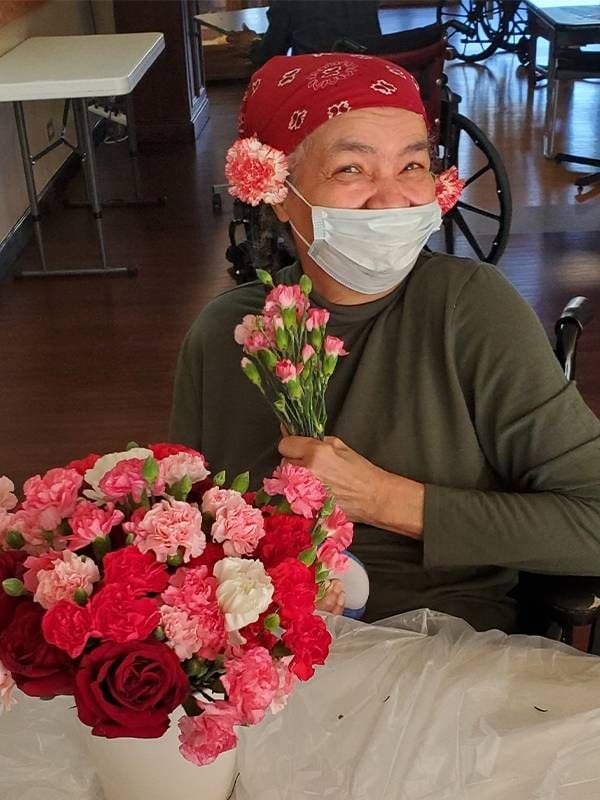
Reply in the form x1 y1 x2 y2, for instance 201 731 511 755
188 542 225 574
257 515 313 568
74 639 189 738
282 613 331 680
65 453 101 476
91 584 160 643
42 600 93 658
102 546 169 596
0 602 75 696
268 558 317 624
0 549 28 630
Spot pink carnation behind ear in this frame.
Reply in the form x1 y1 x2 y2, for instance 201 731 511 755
225 136 289 206
434 166 464 215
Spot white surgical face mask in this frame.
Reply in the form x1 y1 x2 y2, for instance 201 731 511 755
287 182 442 295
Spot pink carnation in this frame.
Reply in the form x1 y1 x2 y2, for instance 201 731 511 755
270 657 298 714
133 499 206 563
306 307 330 331
435 166 464 215
22 468 82 532
99 458 164 504
68 501 124 551
243 330 272 355
211 504 266 557
317 539 349 572
160 603 227 661
0 477 17 511
0 509 13 549
222 646 279 725
263 464 327 518
26 550 100 609
225 136 289 207
323 505 353 550
324 336 348 357
158 453 209 488
23 550 63 592
178 700 240 766
234 314 258 346
201 487 246 518
301 344 315 362
275 359 303 383
0 660 16 714
264 284 308 319
8 508 49 554
162 565 218 613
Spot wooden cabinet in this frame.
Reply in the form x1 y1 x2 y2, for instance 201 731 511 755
113 0 209 143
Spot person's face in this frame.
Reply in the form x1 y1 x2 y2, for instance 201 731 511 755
274 106 435 248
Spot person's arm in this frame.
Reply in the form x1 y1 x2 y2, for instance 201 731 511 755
279 264 600 575
168 324 203 450
247 3 294 67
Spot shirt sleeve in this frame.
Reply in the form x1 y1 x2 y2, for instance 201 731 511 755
249 4 293 68
168 323 204 450
423 263 600 574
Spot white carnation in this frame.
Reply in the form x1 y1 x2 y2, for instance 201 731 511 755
83 448 153 501
214 557 273 632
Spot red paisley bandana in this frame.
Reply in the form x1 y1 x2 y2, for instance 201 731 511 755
239 53 427 156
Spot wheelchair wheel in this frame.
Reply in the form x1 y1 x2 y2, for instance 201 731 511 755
437 1 507 63
437 112 512 264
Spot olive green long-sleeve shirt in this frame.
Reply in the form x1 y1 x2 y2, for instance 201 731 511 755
169 253 600 632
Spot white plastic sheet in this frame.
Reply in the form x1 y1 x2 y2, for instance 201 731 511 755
234 610 600 800
2 610 600 800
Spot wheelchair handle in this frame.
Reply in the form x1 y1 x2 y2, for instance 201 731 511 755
554 296 592 381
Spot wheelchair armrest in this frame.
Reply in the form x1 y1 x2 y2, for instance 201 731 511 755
554 296 592 381
519 572 600 630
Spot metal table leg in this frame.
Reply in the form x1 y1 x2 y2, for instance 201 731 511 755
15 97 133 278
66 94 166 209
543 42 559 159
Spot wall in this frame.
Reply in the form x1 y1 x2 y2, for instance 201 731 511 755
0 0 95 246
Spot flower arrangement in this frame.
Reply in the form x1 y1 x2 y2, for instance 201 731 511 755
235 271 347 439
0 444 353 766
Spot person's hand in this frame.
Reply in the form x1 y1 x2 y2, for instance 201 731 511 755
226 24 259 56
278 433 383 525
315 578 345 615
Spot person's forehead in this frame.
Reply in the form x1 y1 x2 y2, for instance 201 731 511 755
310 107 428 154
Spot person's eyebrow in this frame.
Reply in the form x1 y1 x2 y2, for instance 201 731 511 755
327 138 429 157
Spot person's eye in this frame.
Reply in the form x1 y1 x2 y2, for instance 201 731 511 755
404 162 425 172
335 164 361 175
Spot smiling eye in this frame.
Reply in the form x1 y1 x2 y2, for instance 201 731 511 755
405 162 424 172
336 164 361 175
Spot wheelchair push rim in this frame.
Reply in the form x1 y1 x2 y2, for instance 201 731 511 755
437 0 509 63
437 111 512 265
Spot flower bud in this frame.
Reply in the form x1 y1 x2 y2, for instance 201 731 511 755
298 545 317 566
263 612 281 631
6 530 25 549
73 588 88 606
167 551 184 568
299 274 312 296
256 269 274 288
310 328 323 351
2 578 24 597
275 326 289 351
285 379 303 400
258 349 277 370
241 357 262 388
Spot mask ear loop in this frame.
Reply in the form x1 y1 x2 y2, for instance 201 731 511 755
284 180 314 248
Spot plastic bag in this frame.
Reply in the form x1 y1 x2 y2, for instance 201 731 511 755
234 609 600 800
0 693 100 800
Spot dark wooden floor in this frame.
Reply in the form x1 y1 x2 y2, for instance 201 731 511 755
1 9 599 489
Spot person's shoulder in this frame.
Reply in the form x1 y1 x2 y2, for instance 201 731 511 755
410 251 516 306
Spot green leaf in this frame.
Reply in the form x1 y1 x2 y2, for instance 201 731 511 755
230 471 250 494
126 441 140 450
256 269 274 288
142 456 159 484
213 470 226 487
153 626 166 641
320 497 335 518
185 657 208 678
6 530 25 549
125 533 135 545
259 349 277 370
169 474 193 501
311 525 328 547
298 545 318 566
2 578 24 597
254 488 270 507
315 565 330 583
181 695 204 717
316 582 328 602
271 642 293 659
263 613 281 631
276 499 292 514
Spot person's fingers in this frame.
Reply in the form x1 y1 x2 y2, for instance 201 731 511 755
278 435 312 460
280 423 289 437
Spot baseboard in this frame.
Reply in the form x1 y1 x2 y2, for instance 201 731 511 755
0 120 106 283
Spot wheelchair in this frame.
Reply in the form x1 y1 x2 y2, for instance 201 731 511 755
220 23 513 284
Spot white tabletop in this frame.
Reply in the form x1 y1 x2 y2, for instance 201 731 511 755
0 33 165 102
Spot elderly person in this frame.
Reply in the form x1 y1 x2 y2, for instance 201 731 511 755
170 54 600 633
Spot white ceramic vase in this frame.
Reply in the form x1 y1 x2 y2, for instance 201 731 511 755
84 718 237 800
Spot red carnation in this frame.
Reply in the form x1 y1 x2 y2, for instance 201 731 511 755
239 609 278 652
268 558 317 625
102 546 169 596
0 549 28 630
282 613 331 680
0 602 75 696
91 584 160 643
42 599 93 658
65 453 101 476
74 639 189 738
256 515 313 568
188 542 226 574
147 443 205 462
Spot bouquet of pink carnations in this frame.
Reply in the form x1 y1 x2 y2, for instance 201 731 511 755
235 271 347 439
0 443 352 765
